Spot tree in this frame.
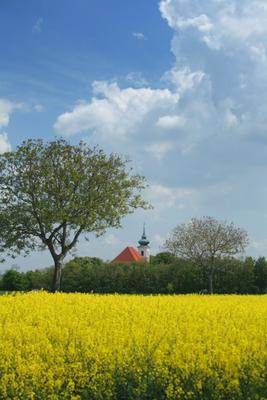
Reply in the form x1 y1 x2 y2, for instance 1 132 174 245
150 252 177 265
1 269 26 291
238 257 256 294
164 216 249 294
0 139 149 292
254 257 267 294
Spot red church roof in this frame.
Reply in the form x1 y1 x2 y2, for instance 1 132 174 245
112 246 144 263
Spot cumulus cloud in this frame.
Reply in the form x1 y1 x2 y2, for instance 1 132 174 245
54 0 267 196
167 13 213 33
163 66 205 92
54 0 267 166
54 66 210 159
54 81 180 137
0 133 11 153
0 99 21 130
158 0 267 146
0 99 22 153
156 115 185 129
160 0 267 57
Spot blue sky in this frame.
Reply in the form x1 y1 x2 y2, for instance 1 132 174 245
1 0 267 270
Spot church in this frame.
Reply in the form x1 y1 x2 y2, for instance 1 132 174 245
112 225 150 263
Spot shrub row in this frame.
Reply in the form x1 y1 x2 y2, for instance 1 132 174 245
1 253 267 294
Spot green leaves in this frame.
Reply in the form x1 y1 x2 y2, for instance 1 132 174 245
0 138 150 263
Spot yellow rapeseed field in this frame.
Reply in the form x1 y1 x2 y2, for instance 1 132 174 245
0 293 266 400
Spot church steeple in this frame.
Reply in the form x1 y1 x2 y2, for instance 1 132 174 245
138 224 150 246
138 224 150 262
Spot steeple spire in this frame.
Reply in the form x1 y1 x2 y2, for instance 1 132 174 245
138 223 150 246
137 224 150 262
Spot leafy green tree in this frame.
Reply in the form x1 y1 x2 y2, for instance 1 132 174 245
254 257 267 294
214 257 241 294
1 269 25 291
61 257 104 292
238 257 256 294
24 268 54 291
165 260 204 294
164 217 249 294
150 252 177 265
0 139 149 292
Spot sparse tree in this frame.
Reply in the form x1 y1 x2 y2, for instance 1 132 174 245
0 139 150 292
164 216 249 294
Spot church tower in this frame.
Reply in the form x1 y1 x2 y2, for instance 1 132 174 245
138 224 150 262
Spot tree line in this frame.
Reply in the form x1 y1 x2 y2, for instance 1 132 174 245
1 254 267 294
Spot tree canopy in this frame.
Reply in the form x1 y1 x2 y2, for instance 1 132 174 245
164 216 249 293
0 138 150 291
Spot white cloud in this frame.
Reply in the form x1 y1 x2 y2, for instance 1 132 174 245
32 17 43 34
0 99 21 130
147 183 197 210
54 81 180 137
157 0 267 153
132 32 146 40
0 99 22 153
159 0 267 59
156 114 185 129
168 14 213 32
0 133 11 153
163 67 205 92
145 141 174 160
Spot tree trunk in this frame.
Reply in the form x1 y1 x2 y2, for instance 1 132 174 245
52 259 63 293
208 273 213 294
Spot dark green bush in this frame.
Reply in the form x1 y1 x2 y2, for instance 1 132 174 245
1 255 267 294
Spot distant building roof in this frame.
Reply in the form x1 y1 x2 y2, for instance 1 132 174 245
112 246 144 263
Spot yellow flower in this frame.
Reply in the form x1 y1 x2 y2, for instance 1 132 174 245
0 292 266 399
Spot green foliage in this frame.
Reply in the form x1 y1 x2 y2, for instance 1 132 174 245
1 269 25 291
254 257 267 294
0 139 149 291
238 256 257 294
150 252 177 265
2 255 266 295
24 268 54 291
